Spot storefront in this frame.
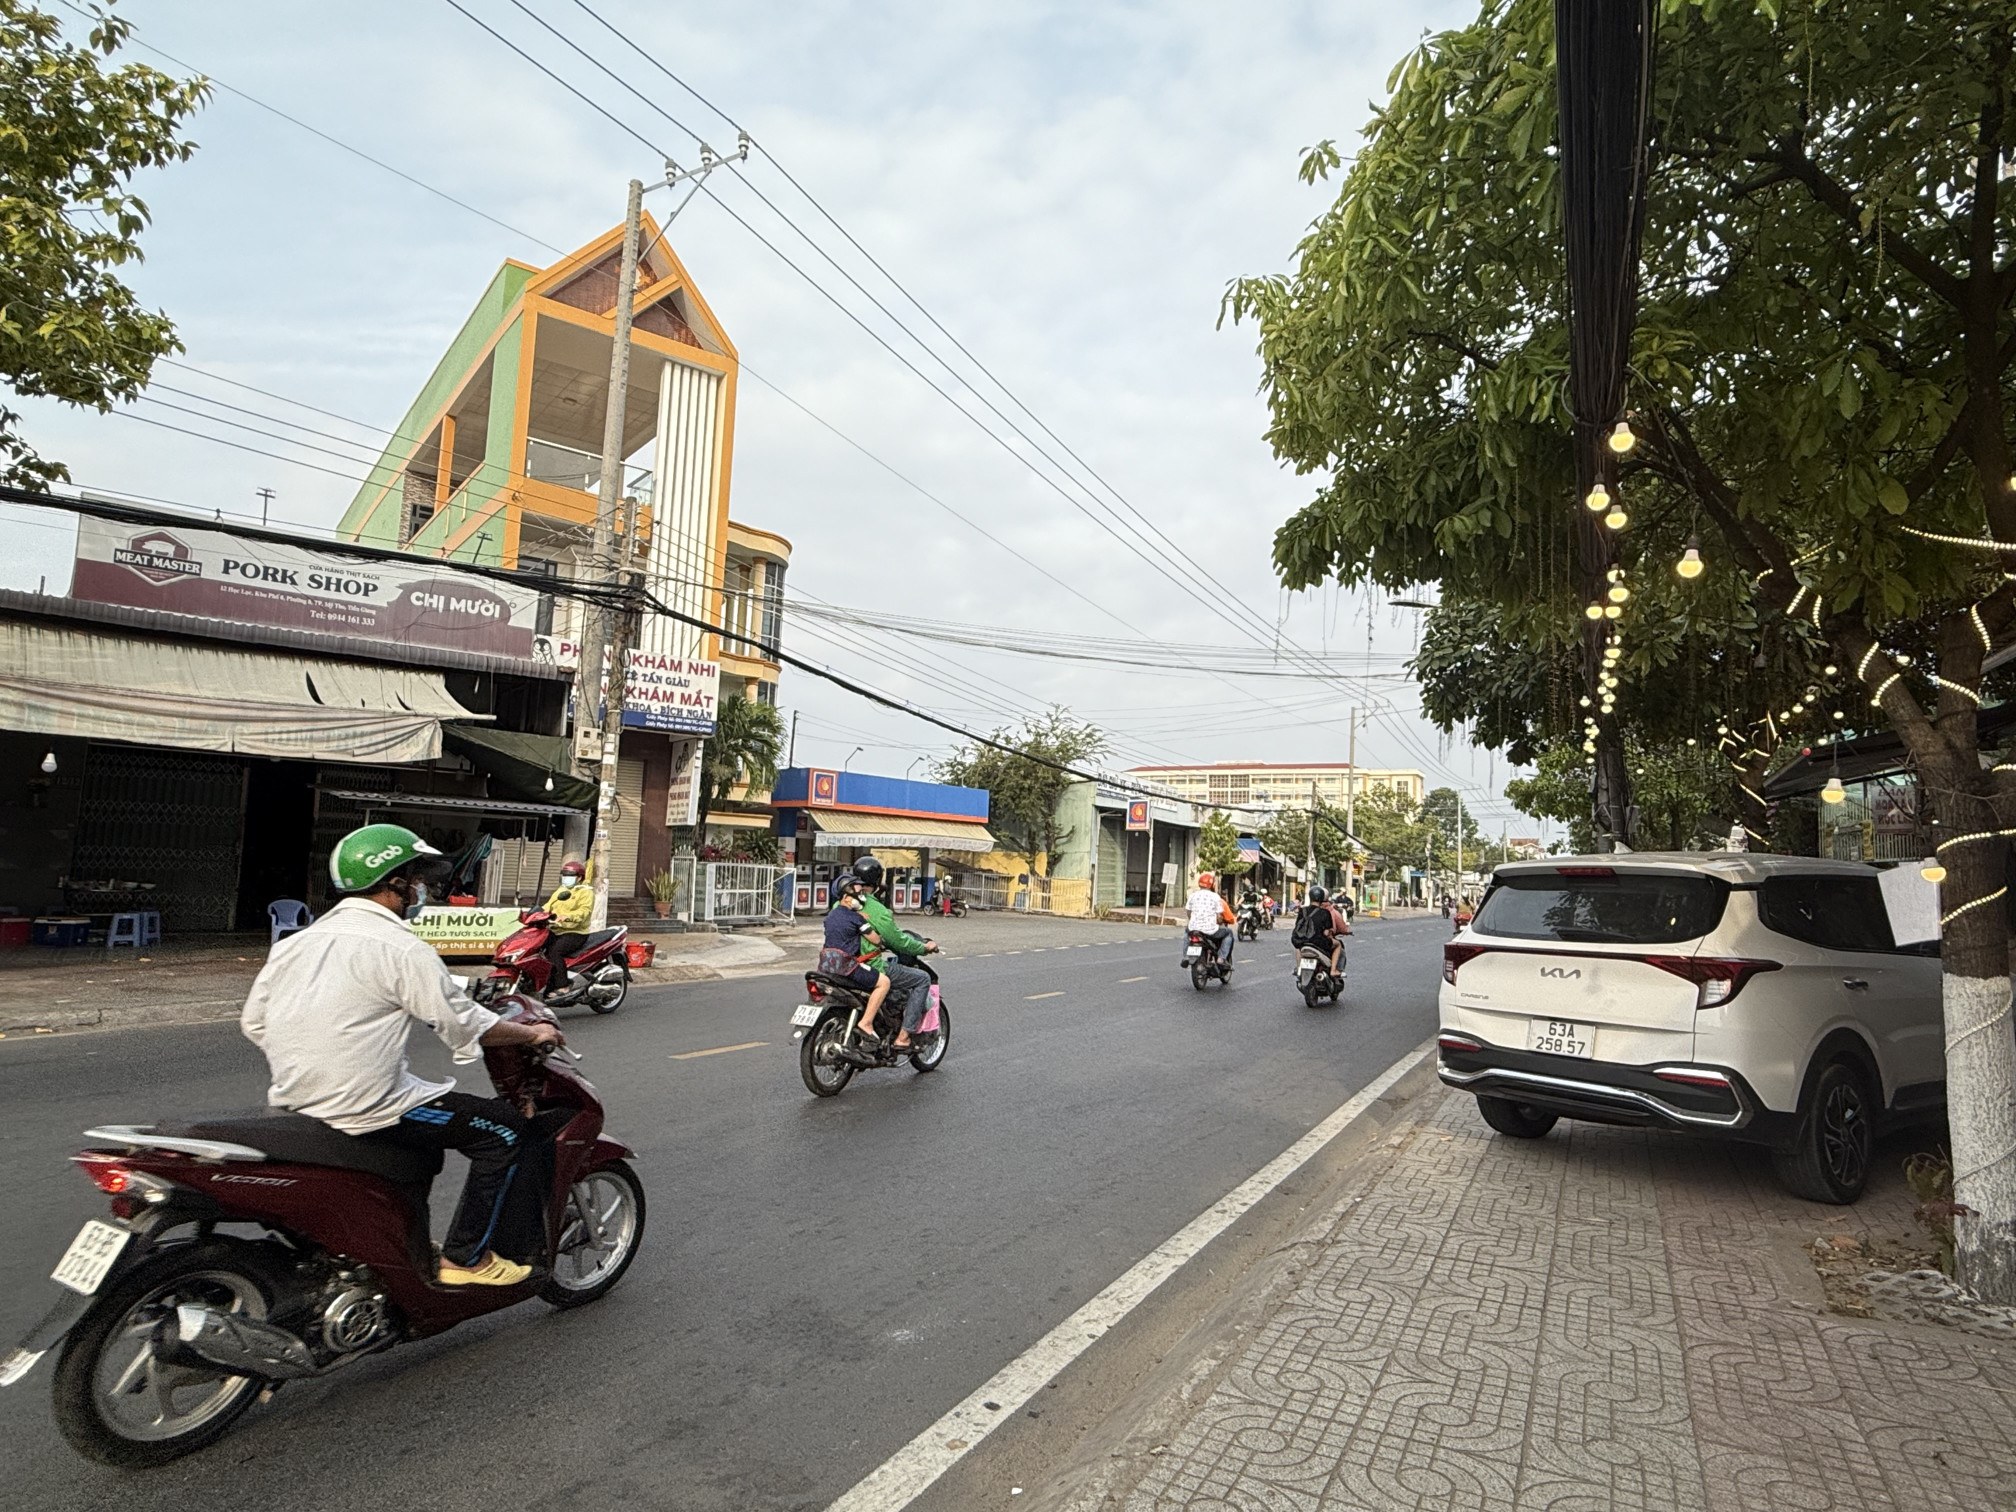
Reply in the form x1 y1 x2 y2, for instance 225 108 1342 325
770 767 992 912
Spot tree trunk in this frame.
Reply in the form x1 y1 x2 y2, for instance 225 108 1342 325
1936 790 2016 1304
1592 729 1631 851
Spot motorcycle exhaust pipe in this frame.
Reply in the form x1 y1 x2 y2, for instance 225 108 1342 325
174 1305 321 1380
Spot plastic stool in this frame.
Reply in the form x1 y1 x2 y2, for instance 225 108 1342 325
106 912 145 950
139 910 161 946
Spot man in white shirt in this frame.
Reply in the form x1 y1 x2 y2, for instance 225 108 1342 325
242 824 561 1287
1185 871 1237 968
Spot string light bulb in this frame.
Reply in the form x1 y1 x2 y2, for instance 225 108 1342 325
1920 857 1947 884
1608 420 1637 455
1607 583 1631 604
1604 604 1622 619
1676 540 1705 579
1821 776 1846 804
1584 482 1611 512
1824 664 1838 676
1604 507 1629 530
39 750 56 774
1584 603 1604 620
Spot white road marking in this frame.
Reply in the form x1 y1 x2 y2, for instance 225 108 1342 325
668 1041 767 1060
1118 976 1148 983
824 1040 1434 1512
1025 991 1064 1000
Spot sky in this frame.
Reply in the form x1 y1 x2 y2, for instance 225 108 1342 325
4 0 1545 839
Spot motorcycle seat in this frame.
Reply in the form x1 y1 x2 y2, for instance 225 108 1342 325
570 928 624 956
807 970 869 995
158 1111 443 1186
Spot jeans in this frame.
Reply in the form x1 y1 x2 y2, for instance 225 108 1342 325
883 960 933 1032
1209 926 1234 963
361 1092 546 1265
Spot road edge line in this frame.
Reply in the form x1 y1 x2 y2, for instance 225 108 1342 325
824 1038 1437 1512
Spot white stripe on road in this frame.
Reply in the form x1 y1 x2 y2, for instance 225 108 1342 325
824 1040 1435 1512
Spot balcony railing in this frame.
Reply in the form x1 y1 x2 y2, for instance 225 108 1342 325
525 438 653 503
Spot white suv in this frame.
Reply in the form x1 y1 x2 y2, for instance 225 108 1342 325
1437 853 1944 1203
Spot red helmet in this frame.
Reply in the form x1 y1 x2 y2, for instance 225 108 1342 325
560 859 586 880
1197 872 1214 889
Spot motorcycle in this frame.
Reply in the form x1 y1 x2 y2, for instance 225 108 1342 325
937 894 969 918
1182 930 1233 991
0 996 644 1468
791 955 950 1096
486 907 631 1013
1236 900 1264 942
1295 946 1346 1008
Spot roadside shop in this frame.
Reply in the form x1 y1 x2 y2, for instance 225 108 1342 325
770 767 993 913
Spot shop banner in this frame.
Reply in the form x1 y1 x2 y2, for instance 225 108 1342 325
72 517 541 657
666 739 702 825
410 905 523 957
547 637 720 736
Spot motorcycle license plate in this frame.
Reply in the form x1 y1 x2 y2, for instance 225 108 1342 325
790 1003 823 1028
1184 946 1203 959
51 1220 129 1296
1297 963 1315 980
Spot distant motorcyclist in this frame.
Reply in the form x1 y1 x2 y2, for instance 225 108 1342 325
1186 872 1237 967
846 856 939 1050
540 858 593 994
241 824 562 1287
1293 885 1351 978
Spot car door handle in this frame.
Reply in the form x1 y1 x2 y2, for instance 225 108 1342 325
1842 979 1870 991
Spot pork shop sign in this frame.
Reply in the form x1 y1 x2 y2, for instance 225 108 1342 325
72 518 540 658
546 638 720 736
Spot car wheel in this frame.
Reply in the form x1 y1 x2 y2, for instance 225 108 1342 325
1475 1095 1558 1139
1773 1059 1873 1204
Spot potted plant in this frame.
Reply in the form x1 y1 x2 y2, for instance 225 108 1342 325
644 869 680 920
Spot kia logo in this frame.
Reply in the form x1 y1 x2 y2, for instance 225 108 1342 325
1539 965 1581 980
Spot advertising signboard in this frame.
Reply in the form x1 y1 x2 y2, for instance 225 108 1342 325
808 770 839 808
546 637 720 736
666 740 701 825
72 517 541 658
409 905 523 958
1126 799 1151 832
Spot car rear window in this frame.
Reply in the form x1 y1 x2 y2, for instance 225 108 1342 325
1758 875 1896 952
1472 870 1728 944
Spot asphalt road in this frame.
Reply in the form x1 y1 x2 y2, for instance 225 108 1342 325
0 912 1446 1510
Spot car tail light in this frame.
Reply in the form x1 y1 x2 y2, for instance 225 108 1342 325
1642 956 1780 1007
1653 1066 1733 1090
1437 1031 1483 1053
1555 866 1616 878
1443 943 1488 984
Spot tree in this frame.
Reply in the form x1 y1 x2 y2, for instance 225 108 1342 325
1229 0 2016 1298
1196 809 1250 886
1258 799 1350 875
693 695 784 833
936 707 1105 879
1506 737 1737 854
0 3 207 486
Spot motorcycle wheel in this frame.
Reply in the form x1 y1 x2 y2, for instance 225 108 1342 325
1191 960 1210 991
585 963 630 1015
540 1160 646 1307
800 1012 856 1097
909 1004 951 1072
53 1242 273 1469
1302 977 1326 1009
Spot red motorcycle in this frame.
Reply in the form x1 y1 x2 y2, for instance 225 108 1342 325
487 908 631 1014
0 996 644 1467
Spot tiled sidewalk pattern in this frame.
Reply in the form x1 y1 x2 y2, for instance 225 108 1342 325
1122 1092 2016 1511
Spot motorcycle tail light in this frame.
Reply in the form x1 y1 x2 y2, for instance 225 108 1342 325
806 976 826 1002
74 1154 133 1194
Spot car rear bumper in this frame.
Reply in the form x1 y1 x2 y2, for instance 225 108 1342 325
1437 1037 1782 1139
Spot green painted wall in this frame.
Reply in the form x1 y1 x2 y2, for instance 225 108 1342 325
337 263 535 546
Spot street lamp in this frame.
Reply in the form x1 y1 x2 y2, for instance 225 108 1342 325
843 746 864 772
906 756 925 780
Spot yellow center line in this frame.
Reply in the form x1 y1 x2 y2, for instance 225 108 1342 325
669 1041 768 1060
1025 991 1064 1000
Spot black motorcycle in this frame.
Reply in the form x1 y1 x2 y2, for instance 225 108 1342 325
1236 901 1264 942
1295 946 1345 1008
1183 931 1233 991
792 956 950 1096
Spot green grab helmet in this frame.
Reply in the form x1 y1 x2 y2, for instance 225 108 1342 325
328 823 445 894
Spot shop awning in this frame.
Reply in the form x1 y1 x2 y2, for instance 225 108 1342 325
320 789 583 818
808 811 995 853
441 726 595 809
0 620 475 765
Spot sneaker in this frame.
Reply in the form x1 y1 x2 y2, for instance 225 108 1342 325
437 1251 532 1287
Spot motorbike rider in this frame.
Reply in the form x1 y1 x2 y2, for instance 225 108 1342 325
846 856 940 1051
822 876 894 1034
1185 871 1237 967
540 857 593 995
1295 884 1351 978
240 824 563 1287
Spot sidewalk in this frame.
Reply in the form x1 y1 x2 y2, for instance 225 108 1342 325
1043 1084 2016 1512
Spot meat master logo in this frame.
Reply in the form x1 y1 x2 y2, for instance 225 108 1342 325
111 531 201 586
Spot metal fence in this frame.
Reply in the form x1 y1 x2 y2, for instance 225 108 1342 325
1016 876 1053 913
940 870 1012 911
700 862 795 924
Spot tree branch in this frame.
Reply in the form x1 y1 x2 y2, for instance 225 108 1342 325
1751 137 1966 307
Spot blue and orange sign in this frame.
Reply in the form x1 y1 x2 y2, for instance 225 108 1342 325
809 769 838 807
1126 799 1151 831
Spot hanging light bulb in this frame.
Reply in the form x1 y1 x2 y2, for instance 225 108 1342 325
1820 776 1846 804
1824 664 1839 676
1584 482 1611 512
1604 604 1622 619
1604 507 1629 530
1583 739 1597 753
1579 695 1592 707
544 774 555 792
1608 420 1637 455
1676 541 1705 579
1584 603 1604 620
1920 857 1947 884
1833 710 1845 720
39 750 57 774
1607 583 1631 604
1686 737 1697 746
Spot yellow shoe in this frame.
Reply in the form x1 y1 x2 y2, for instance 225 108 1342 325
437 1251 532 1287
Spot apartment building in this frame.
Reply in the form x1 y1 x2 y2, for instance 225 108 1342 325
1123 762 1425 810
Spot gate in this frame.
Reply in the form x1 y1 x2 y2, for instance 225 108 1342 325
700 863 795 924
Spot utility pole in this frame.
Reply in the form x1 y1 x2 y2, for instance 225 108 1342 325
787 709 799 768
583 177 646 933
255 487 275 527
1456 791 1465 909
1305 777 1316 902
1344 708 1359 906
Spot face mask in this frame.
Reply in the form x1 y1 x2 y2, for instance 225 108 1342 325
403 882 428 920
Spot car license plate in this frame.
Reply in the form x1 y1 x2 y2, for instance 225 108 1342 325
790 1003 823 1028
1527 1019 1595 1059
1184 945 1202 959
51 1220 130 1296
